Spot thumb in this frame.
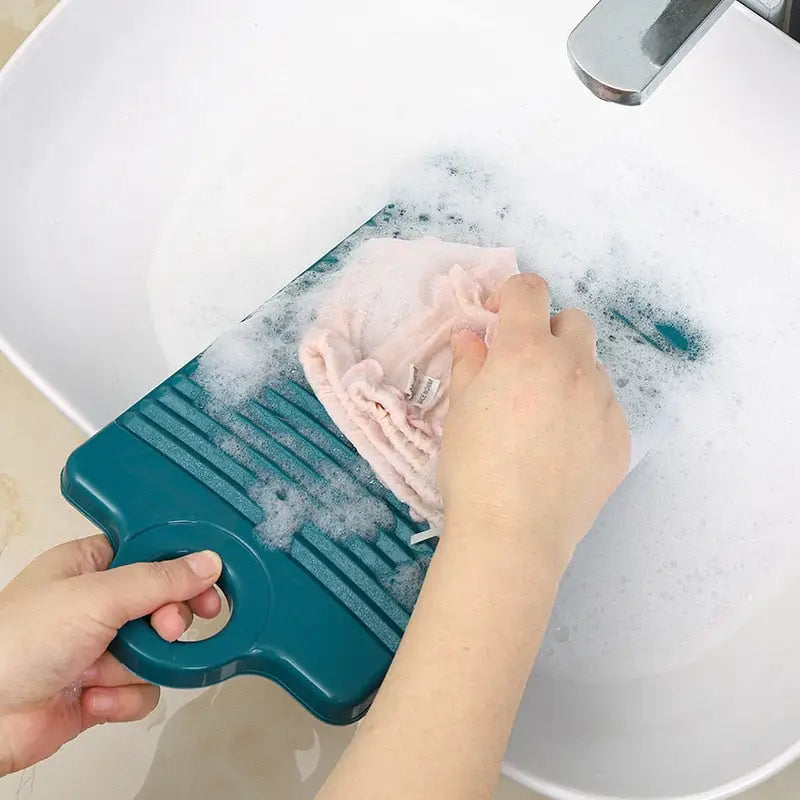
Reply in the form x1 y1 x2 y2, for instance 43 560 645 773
449 329 487 401
74 551 223 630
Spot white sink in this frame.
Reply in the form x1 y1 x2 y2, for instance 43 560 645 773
1 2 800 798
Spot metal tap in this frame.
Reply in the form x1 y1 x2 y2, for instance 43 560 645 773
567 0 787 105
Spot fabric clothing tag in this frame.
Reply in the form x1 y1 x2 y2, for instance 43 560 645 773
405 365 441 411
410 526 441 546
404 364 420 399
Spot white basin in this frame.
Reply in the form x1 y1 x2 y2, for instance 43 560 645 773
1 1 800 798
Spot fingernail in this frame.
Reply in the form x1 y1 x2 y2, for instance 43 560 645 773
184 550 222 580
89 692 115 714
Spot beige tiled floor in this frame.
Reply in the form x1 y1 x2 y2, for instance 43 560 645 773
0 0 56 64
1 2 799 798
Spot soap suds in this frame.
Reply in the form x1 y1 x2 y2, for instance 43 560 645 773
196 154 706 459
193 270 335 406
384 557 431 612
212 420 395 549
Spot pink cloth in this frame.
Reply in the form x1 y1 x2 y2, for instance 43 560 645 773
299 236 519 541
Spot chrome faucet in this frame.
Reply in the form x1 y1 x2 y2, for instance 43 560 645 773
567 0 786 105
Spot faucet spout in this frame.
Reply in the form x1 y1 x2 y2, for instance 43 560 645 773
567 0 734 105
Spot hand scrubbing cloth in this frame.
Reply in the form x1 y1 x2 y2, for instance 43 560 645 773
299 236 519 543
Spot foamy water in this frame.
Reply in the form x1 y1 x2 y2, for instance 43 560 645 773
158 143 800 682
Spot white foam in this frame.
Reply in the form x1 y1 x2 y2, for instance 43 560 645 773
213 425 394 550
346 153 706 455
193 271 334 406
251 480 306 550
384 558 431 612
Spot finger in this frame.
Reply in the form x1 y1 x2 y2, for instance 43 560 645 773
189 587 223 619
449 329 487 401
10 535 113 588
81 651 149 688
551 308 597 356
81 684 160 725
72 550 222 630
150 602 194 642
495 274 551 340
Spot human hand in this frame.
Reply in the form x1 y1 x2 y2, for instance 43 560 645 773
0 535 223 775
439 273 630 574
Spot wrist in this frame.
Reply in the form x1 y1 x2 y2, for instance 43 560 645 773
423 521 564 664
441 507 573 583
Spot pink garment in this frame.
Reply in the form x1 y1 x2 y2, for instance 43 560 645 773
299 236 519 542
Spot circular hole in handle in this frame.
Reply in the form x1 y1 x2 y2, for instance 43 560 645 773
179 583 232 642
110 522 271 689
